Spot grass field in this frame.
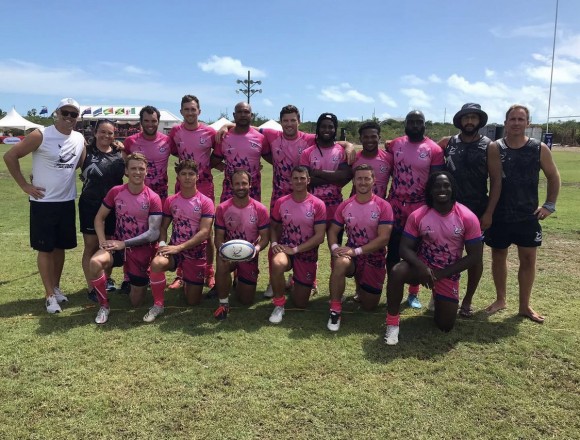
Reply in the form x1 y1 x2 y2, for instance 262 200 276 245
0 145 578 439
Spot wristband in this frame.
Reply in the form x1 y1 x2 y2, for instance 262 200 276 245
354 247 363 256
271 242 278 247
254 244 261 253
292 247 299 254
331 244 339 251
542 202 556 213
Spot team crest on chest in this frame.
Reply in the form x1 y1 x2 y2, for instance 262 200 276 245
371 211 379 220
141 202 150 211
453 225 464 235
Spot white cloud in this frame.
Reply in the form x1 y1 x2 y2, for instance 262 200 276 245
400 88 432 108
0 59 232 106
559 34 580 59
428 74 442 83
198 55 265 78
98 62 155 76
378 92 397 108
490 23 555 39
485 69 496 78
318 84 374 103
447 74 511 98
401 74 426 86
262 98 273 107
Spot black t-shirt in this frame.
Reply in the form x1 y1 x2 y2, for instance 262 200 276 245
80 145 125 203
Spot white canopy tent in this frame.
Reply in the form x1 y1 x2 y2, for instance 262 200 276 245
258 119 282 131
209 117 233 131
0 107 44 131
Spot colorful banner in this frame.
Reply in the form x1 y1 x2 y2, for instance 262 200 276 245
93 107 103 116
104 107 113 115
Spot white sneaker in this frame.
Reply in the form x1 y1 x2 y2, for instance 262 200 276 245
95 306 110 325
53 287 68 303
384 325 400 345
427 297 435 312
46 295 62 314
269 306 285 324
263 284 274 298
143 305 164 323
327 311 341 332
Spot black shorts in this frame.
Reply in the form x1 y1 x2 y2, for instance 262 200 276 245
485 219 542 249
30 200 77 252
79 198 115 236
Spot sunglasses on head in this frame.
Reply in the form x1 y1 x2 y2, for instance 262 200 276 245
60 109 79 118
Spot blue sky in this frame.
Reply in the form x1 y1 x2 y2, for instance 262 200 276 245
3 0 579 125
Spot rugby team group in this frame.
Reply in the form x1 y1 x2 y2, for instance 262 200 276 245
3 96 560 345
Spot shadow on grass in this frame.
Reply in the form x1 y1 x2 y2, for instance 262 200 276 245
362 312 522 363
0 271 39 287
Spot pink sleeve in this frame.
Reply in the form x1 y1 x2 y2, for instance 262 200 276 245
149 190 163 213
202 196 215 217
168 126 178 156
271 198 282 222
102 186 120 209
403 210 420 239
213 139 223 158
257 203 270 229
461 207 483 241
314 198 327 223
215 204 225 229
123 136 134 153
304 133 316 146
431 142 445 166
379 200 394 224
162 196 173 216
261 133 271 156
299 148 311 167
333 200 347 225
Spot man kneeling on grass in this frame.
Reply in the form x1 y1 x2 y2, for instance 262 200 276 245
89 153 162 324
384 171 483 345
145 159 214 323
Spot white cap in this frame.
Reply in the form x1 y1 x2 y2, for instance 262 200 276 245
55 98 80 112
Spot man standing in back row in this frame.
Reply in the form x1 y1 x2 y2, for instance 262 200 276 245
484 104 560 323
438 103 502 316
3 98 85 314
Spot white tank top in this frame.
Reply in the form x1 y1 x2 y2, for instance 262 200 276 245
31 125 85 202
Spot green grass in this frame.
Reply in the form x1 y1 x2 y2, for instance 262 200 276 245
0 145 579 439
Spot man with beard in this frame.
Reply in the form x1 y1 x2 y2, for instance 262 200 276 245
4 98 86 314
484 105 560 323
213 102 269 203
385 171 483 345
386 110 445 309
299 113 353 230
437 103 502 317
351 121 392 198
167 95 222 290
326 164 394 332
213 170 270 319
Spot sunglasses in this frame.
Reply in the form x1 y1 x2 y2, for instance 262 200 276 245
60 109 79 118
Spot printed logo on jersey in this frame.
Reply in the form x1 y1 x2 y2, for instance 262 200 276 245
380 164 388 174
249 214 257 224
56 144 77 168
193 204 201 212
200 137 208 145
371 211 379 220
535 231 542 242
141 201 150 211
419 150 429 160
453 225 464 235
250 141 261 150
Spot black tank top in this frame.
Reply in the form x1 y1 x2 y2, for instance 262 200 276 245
445 134 491 216
494 137 541 223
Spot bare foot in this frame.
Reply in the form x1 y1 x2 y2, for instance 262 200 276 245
485 300 506 314
518 307 545 324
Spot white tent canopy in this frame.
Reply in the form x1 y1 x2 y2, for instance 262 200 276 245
209 117 233 131
259 119 282 131
0 107 44 131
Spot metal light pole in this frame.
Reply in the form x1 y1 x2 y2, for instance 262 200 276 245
236 70 262 104
546 0 559 133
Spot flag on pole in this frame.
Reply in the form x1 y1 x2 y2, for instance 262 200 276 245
104 107 113 115
39 106 48 115
82 107 92 116
93 107 103 116
115 107 125 115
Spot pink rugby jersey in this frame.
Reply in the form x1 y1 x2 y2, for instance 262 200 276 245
163 191 215 260
169 123 216 195
299 143 347 208
214 128 269 202
102 184 163 242
271 193 326 262
262 129 316 208
351 149 393 198
215 198 269 243
124 132 172 200
387 136 444 203
403 203 482 280
333 194 394 249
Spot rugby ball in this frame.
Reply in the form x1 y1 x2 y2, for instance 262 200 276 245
219 239 256 261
